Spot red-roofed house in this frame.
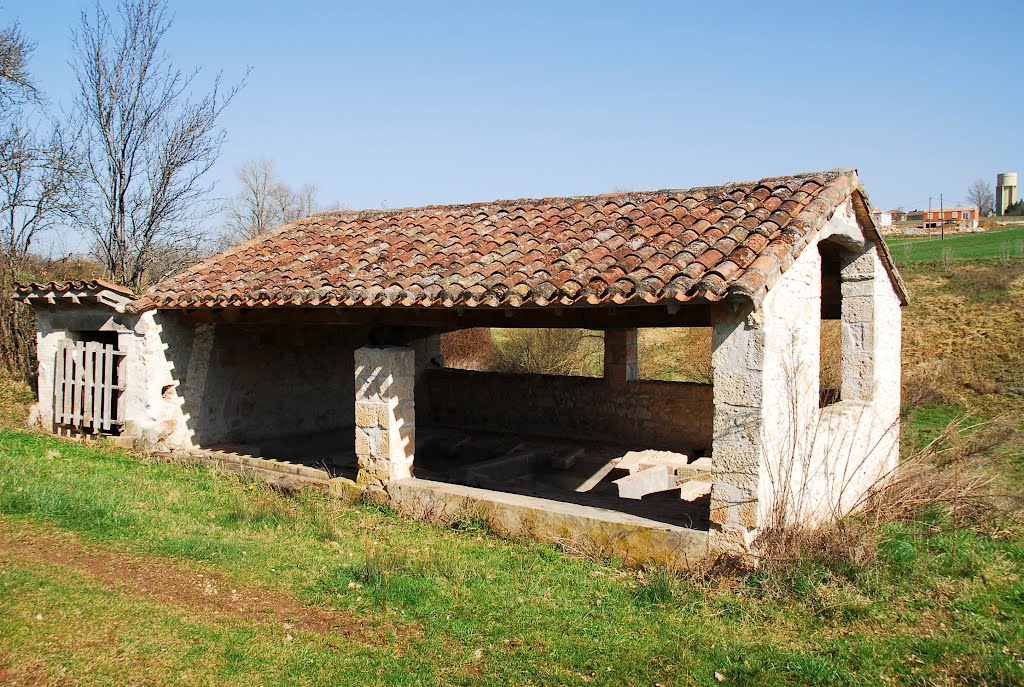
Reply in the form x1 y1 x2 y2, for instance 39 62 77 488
17 168 907 562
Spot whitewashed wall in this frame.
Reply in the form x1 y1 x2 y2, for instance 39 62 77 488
710 198 903 551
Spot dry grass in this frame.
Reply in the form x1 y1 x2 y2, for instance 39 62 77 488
900 260 1024 416
819 319 842 405
860 416 1018 527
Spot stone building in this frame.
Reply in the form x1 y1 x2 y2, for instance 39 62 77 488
17 169 907 563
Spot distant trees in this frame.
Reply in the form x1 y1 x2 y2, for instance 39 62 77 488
966 178 994 215
0 21 82 377
71 0 246 288
221 158 318 245
1005 201 1024 217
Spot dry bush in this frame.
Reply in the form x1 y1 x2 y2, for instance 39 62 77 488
0 370 34 429
493 328 602 377
859 416 1017 527
439 328 498 370
819 319 842 405
638 328 712 383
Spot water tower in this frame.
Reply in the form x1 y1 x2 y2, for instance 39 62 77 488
996 172 1018 215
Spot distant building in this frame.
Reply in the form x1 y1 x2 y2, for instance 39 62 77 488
871 209 892 227
889 210 907 222
921 205 979 230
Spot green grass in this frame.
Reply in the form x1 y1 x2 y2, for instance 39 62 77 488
887 226 1024 262
1 430 1023 685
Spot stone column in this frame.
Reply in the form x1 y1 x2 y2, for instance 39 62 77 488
840 246 877 402
354 346 416 491
603 328 638 389
709 305 766 552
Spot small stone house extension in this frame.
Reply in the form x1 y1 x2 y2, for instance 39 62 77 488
18 169 907 562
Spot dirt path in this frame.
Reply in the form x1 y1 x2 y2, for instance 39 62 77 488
0 518 370 637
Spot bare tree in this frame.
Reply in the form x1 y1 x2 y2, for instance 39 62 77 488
72 0 246 289
0 118 81 374
0 17 81 377
0 22 37 110
221 158 318 245
966 178 994 215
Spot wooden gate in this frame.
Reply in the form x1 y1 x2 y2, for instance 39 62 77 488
53 339 125 433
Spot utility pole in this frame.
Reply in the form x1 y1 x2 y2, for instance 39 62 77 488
928 196 932 234
940 193 944 240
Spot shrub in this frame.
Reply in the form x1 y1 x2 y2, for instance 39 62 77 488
638 328 713 383
439 328 498 370
493 328 602 376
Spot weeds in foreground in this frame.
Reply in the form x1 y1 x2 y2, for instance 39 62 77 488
753 414 1020 588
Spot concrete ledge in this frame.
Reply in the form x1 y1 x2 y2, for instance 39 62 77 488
388 478 709 567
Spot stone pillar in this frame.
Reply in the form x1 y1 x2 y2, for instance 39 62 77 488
709 305 766 552
840 246 877 402
354 346 416 491
603 328 638 388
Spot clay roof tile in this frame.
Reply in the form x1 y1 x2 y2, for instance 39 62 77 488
126 169 904 312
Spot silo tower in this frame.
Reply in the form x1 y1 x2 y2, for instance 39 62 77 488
996 172 1018 215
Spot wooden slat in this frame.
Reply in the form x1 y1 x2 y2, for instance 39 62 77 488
53 341 67 425
61 341 74 424
91 343 104 432
102 342 115 431
72 342 85 425
82 342 95 431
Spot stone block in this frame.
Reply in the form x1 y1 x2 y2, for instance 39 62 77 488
327 477 364 504
355 401 380 428
713 370 762 408
355 427 372 457
678 480 713 502
614 466 678 500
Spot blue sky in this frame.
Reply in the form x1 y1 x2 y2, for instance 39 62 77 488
9 0 1023 241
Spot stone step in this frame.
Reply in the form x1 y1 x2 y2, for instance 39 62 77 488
196 449 332 481
187 454 331 493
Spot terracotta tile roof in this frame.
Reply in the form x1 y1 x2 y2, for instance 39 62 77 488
132 169 906 312
15 280 136 311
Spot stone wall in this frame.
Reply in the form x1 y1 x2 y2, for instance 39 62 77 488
708 198 903 551
93 312 370 451
424 368 713 453
173 321 370 448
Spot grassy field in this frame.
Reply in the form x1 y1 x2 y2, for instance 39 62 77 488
1 431 1023 686
1 252 1023 685
887 226 1024 263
